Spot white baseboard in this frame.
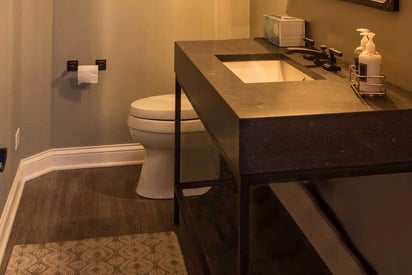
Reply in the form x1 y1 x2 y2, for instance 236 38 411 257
22 143 145 182
0 165 24 269
0 143 145 265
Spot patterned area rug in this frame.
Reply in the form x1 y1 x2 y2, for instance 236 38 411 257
5 231 187 274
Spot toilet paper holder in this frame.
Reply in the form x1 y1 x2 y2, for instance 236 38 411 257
67 59 106 71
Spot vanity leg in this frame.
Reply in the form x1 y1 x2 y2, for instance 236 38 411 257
174 79 181 225
237 178 250 274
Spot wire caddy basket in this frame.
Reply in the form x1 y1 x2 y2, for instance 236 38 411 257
349 65 386 96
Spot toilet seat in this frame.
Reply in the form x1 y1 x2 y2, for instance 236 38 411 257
127 116 205 134
130 94 198 120
128 93 205 134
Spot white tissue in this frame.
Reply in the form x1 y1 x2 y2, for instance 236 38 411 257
77 65 98 85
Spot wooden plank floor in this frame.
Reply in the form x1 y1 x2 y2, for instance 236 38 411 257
0 165 204 274
0 165 331 274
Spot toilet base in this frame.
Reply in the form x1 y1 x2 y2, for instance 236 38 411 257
136 147 219 199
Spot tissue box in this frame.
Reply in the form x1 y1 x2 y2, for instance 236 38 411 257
263 15 305 47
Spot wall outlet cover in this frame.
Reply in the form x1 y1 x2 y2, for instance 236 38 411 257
0 148 7 172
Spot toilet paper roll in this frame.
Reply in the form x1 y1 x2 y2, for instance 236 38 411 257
77 65 98 85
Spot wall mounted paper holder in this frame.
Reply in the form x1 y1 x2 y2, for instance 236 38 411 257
67 59 107 71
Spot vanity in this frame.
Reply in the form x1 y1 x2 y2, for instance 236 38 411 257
173 38 412 274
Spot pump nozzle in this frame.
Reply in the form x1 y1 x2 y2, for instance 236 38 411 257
356 28 370 49
354 28 371 70
365 32 376 53
360 32 369 48
356 28 369 33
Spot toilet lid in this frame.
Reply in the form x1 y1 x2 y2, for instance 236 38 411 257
130 94 199 120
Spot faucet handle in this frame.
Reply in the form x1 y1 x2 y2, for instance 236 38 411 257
322 48 343 71
303 38 317 60
311 45 329 66
329 48 343 57
309 45 328 63
303 37 315 49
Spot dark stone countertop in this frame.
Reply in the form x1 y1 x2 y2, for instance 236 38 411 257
174 38 412 179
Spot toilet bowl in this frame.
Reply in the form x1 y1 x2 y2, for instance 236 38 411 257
127 94 219 199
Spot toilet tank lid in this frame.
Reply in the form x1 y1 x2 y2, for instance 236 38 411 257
129 94 199 120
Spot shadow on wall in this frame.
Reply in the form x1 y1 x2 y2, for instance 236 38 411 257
313 173 412 275
52 71 94 103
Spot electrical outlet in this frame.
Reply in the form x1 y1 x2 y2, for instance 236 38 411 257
15 128 20 151
0 148 7 172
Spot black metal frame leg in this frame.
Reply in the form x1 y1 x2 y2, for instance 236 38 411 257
237 177 250 274
174 79 182 225
174 76 251 274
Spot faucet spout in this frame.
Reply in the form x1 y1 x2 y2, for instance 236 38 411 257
285 48 324 56
285 45 329 66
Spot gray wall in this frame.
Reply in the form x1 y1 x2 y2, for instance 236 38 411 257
0 0 17 213
0 0 53 213
250 1 412 274
51 0 249 148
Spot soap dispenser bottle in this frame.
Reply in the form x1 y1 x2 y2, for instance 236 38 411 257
354 28 369 71
359 32 382 92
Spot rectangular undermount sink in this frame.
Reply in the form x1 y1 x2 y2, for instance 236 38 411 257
217 53 323 84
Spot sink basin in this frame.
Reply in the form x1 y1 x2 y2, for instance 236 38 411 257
218 54 323 84
222 60 313 83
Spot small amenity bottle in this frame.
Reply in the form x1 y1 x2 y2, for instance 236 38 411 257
359 32 382 93
354 28 369 71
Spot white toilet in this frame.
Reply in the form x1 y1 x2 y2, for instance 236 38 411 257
127 93 219 199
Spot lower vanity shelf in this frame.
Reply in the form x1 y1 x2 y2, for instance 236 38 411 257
175 180 333 274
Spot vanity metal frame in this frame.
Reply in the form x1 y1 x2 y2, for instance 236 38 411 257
173 78 412 274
